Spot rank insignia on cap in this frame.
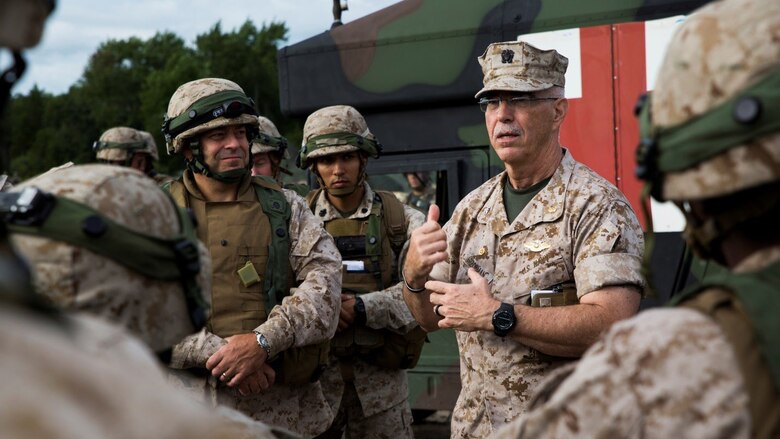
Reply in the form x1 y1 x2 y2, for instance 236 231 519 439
501 49 514 64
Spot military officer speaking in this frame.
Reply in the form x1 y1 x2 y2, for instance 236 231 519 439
402 41 646 436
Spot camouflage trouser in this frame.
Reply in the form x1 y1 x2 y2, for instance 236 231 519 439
316 381 413 439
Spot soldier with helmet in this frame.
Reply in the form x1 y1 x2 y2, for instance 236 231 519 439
298 105 426 438
139 130 175 184
94 126 148 169
403 171 435 213
251 115 308 196
402 40 645 435
493 0 780 436
160 77 341 436
93 126 172 183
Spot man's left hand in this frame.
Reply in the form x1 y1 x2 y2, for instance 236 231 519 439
425 268 500 332
206 333 268 388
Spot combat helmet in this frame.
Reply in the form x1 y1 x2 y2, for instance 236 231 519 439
139 130 160 162
298 105 381 170
93 126 147 166
252 116 288 157
161 78 259 183
6 164 211 354
635 0 780 259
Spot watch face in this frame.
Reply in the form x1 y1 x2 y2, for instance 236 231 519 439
494 311 514 330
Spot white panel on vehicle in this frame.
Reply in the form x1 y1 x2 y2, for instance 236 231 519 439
650 198 686 232
645 16 687 91
517 28 582 99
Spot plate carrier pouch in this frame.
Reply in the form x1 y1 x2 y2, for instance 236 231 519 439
163 176 328 386
307 188 426 370
670 260 780 438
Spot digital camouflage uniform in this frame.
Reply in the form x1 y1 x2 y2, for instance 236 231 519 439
168 171 342 436
430 150 644 437
494 0 780 437
161 78 342 437
312 183 425 437
299 105 425 438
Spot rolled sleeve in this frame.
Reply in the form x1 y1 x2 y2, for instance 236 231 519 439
573 201 645 298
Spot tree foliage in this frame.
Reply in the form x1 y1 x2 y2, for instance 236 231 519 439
1 20 301 180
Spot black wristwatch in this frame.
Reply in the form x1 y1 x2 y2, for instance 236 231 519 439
492 302 516 337
353 296 367 327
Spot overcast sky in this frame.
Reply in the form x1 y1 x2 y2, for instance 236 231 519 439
7 0 399 95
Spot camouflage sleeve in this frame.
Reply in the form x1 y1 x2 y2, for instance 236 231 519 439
361 205 425 332
572 199 645 298
256 189 341 355
492 309 750 438
169 328 226 369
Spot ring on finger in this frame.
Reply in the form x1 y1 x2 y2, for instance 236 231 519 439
434 304 443 317
221 372 229 380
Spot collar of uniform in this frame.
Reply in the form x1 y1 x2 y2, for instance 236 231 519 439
182 170 253 201
313 182 375 221
476 148 571 236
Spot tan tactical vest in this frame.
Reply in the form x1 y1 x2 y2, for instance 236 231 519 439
681 289 780 439
307 189 426 369
165 176 327 385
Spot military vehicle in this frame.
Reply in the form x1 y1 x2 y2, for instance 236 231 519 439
278 0 715 422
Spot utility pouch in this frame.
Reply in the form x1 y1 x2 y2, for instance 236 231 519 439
271 342 330 386
335 235 367 259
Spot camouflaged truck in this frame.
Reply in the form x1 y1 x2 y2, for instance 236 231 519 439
278 0 716 419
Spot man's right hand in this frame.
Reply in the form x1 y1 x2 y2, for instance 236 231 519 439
403 204 448 288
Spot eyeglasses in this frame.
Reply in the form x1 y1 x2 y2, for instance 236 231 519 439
478 96 559 113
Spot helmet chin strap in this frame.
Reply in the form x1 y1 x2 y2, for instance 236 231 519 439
185 138 251 184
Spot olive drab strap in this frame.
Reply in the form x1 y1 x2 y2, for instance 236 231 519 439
251 176 292 312
375 191 407 256
160 180 188 209
672 261 780 437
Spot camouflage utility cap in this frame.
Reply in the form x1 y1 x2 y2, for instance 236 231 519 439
9 164 212 353
251 116 288 158
475 40 568 99
94 126 146 162
648 0 780 200
299 105 379 168
139 130 160 161
164 78 258 154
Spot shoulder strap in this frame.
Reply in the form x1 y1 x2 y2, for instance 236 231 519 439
160 179 188 209
672 261 780 391
251 176 292 311
375 190 408 255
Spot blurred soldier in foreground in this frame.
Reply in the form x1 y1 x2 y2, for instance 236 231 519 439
402 41 645 436
251 115 308 196
5 164 286 438
494 0 780 437
403 171 435 213
161 77 341 437
298 105 426 438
